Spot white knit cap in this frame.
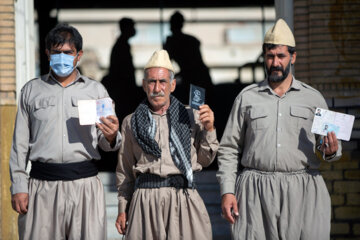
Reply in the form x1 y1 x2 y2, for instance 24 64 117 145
144 49 175 72
264 18 296 47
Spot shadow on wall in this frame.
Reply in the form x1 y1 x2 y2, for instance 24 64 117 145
164 11 214 106
101 17 144 124
99 17 144 171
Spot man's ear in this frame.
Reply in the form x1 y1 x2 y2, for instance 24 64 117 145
45 49 50 61
142 79 146 92
170 78 176 93
77 50 83 61
291 52 296 65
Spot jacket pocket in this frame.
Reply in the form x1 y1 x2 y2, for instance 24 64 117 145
33 96 56 120
249 107 269 130
290 105 313 134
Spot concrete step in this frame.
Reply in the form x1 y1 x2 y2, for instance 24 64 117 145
106 206 124 240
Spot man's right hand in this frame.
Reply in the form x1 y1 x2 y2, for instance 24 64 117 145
11 193 29 214
115 212 127 235
221 193 239 224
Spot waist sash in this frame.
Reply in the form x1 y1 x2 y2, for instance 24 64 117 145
135 173 195 189
242 167 319 176
30 160 98 181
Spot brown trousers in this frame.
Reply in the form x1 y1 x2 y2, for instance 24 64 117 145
18 176 107 240
126 187 212 240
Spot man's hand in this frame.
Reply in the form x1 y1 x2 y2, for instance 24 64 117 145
115 212 127 235
199 104 215 131
320 131 338 156
96 115 119 145
221 193 239 224
11 193 29 214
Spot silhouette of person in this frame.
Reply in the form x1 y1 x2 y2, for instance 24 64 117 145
100 18 141 171
102 17 141 122
109 18 136 88
164 11 214 104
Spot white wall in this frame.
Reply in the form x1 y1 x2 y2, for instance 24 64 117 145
15 0 36 101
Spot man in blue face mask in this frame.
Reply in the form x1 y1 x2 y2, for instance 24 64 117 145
9 23 122 240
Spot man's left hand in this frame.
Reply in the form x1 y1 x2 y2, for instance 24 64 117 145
199 104 215 132
320 131 338 156
96 115 119 145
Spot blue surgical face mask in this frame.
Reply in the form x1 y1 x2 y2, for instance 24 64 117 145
49 53 78 77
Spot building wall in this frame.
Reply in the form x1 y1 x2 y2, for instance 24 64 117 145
294 0 360 97
0 0 18 238
294 0 360 239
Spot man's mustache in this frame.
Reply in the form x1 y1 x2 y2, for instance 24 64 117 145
270 66 284 73
150 91 165 97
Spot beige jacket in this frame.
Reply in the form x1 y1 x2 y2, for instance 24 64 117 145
116 107 219 213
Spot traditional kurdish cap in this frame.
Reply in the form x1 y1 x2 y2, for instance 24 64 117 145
144 49 175 72
264 18 296 47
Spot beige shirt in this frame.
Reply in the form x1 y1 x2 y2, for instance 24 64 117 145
10 71 121 195
116 108 219 213
217 78 342 196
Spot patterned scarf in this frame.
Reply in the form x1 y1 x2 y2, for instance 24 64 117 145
131 95 193 186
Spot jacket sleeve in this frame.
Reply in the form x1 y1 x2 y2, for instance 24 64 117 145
97 129 122 151
216 95 245 196
116 116 136 214
192 109 219 168
9 88 30 195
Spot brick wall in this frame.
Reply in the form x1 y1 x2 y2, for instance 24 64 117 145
319 101 360 239
0 0 16 105
294 0 360 98
0 0 18 238
294 0 360 239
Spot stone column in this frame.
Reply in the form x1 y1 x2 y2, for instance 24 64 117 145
275 0 294 31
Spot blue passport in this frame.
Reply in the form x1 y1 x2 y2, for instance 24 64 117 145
189 84 205 110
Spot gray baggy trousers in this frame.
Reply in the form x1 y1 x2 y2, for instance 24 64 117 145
232 169 331 240
18 176 107 240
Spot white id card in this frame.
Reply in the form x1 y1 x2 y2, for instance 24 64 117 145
311 108 355 141
78 97 115 125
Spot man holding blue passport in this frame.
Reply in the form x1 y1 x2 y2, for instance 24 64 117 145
115 50 218 239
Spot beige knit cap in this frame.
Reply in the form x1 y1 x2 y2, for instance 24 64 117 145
264 18 296 47
144 50 175 72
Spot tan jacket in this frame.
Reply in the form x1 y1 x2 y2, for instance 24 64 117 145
116 107 219 213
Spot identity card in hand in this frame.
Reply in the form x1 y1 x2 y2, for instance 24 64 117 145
311 108 355 141
189 84 205 110
96 97 114 123
78 97 115 125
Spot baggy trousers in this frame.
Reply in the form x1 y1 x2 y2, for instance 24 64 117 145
232 169 331 240
126 187 212 240
18 176 107 240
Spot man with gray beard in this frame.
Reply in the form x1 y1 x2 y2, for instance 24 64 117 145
217 19 342 240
